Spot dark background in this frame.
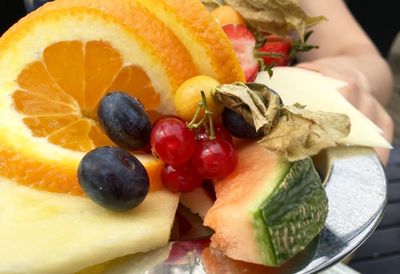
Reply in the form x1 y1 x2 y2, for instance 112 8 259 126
0 1 399 56
346 1 399 56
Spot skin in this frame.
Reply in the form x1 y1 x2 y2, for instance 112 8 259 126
298 0 394 164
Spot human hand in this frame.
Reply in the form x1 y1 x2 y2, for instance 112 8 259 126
297 57 394 164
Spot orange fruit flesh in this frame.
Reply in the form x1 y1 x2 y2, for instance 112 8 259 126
8 40 163 194
13 40 161 152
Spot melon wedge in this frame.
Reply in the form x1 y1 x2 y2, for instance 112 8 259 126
204 143 328 266
0 177 178 274
255 67 391 149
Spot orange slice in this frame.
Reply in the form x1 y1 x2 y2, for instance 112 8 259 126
135 0 245 84
0 0 198 195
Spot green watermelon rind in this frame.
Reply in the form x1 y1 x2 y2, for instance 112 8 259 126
253 158 329 266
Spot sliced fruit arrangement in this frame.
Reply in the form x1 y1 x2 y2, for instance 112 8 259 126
0 0 368 273
0 0 241 273
204 143 328 266
0 0 244 195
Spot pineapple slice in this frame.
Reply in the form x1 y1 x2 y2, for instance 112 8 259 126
0 177 178 274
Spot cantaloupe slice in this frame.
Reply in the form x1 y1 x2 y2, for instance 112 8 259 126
204 143 328 266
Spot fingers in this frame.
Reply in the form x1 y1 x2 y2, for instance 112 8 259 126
338 80 362 107
295 62 321 72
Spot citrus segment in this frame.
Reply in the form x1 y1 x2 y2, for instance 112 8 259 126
47 118 94 152
84 41 123 111
17 61 77 106
23 114 81 138
13 90 77 115
43 41 85 107
88 122 115 147
108 65 160 110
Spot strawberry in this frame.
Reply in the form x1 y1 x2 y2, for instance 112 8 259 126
258 32 319 67
222 24 259 82
223 25 318 80
257 35 292 66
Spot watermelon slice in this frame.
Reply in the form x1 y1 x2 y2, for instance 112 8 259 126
204 142 328 266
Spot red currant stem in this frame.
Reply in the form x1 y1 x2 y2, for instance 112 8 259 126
200 91 216 140
208 110 215 140
187 100 204 128
191 114 207 129
187 91 215 140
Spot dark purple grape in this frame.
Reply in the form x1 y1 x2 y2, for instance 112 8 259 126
222 108 264 139
78 146 149 211
98 92 151 150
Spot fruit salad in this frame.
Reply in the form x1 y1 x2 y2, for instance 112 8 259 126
0 0 391 273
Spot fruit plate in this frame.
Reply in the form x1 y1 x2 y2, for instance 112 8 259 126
89 146 386 274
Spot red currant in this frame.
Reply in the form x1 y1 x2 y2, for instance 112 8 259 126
215 124 233 144
150 117 196 165
152 115 183 128
196 124 233 144
161 163 203 193
191 137 238 179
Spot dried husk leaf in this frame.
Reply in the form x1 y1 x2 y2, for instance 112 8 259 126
224 0 326 37
214 83 282 134
259 105 351 161
201 0 225 11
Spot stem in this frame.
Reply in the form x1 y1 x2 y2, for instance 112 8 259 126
201 91 215 140
187 100 204 128
187 91 216 139
191 114 207 129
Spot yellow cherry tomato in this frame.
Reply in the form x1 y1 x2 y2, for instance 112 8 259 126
211 5 246 27
174 75 222 122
